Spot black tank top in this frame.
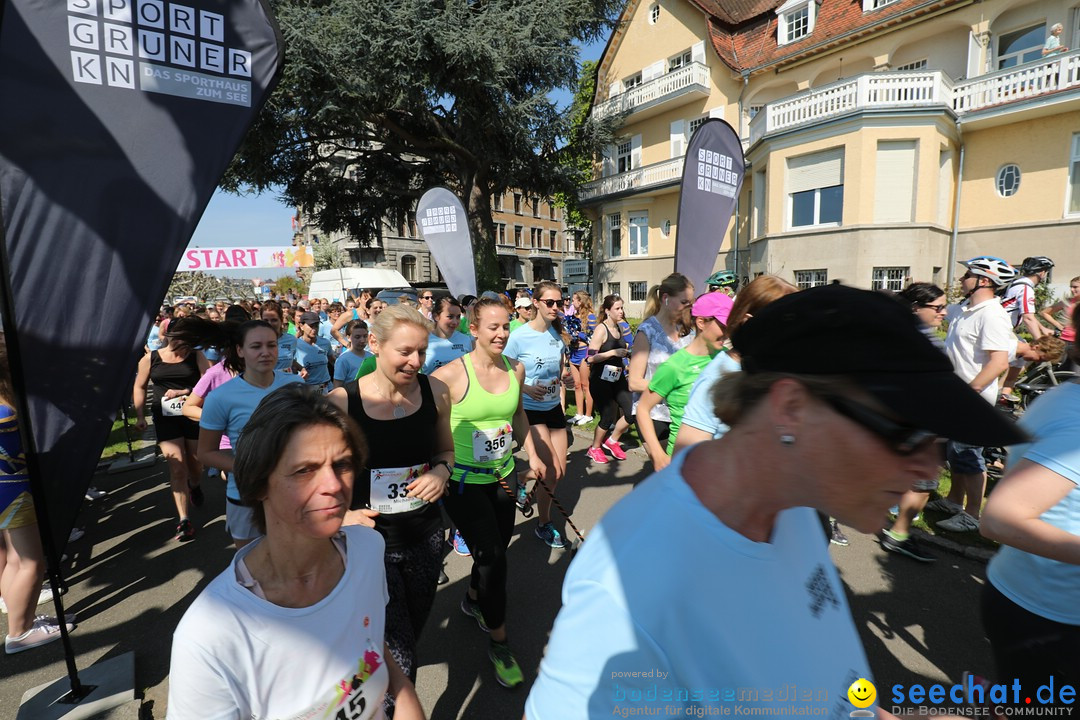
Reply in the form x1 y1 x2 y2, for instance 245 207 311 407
345 375 442 552
149 350 201 411
590 322 628 380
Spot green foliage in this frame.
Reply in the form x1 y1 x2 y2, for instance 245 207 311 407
272 274 308 297
228 0 622 290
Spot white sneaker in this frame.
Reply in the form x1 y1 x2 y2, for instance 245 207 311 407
84 486 106 501
936 511 980 532
925 497 963 515
0 584 55 614
575 415 591 426
68 528 85 543
5 616 74 654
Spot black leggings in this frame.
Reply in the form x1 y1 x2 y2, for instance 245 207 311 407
442 479 517 630
981 581 1080 696
590 374 633 431
384 528 444 682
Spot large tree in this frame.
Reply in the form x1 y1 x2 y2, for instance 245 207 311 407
226 0 621 289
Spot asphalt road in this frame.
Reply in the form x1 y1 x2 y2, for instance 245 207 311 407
1 430 993 720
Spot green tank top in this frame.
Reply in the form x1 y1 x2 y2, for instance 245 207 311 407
450 354 520 483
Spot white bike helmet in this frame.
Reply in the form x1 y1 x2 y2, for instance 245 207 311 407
959 256 1018 287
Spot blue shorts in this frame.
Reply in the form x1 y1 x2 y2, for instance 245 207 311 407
947 440 986 475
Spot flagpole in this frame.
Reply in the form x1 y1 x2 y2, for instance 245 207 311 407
0 196 89 703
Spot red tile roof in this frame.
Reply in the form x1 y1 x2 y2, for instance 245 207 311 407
699 0 968 73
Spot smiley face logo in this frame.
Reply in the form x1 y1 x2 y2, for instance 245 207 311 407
848 679 876 709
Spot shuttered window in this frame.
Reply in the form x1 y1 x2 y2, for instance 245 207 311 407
787 148 844 228
874 140 917 223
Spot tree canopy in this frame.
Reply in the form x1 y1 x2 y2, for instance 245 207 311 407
227 0 622 289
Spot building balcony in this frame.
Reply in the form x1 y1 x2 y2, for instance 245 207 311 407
528 246 551 258
748 50 1080 145
594 63 710 124
579 157 683 204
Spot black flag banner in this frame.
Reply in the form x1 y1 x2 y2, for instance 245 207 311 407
416 187 478 298
0 0 283 553
673 118 746 295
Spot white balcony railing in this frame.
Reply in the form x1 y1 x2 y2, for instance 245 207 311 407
594 63 710 120
579 157 684 202
747 51 1080 145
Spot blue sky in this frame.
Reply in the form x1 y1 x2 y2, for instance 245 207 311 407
188 36 609 279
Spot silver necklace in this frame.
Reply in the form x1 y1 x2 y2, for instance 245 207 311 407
371 378 408 419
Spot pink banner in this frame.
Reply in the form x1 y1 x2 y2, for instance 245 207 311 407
178 245 313 271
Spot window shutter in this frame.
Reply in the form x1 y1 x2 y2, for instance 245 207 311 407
691 41 706 65
708 107 724 120
631 135 642 170
874 141 917 223
670 120 685 158
643 60 665 82
609 80 622 98
786 148 844 194
602 144 615 177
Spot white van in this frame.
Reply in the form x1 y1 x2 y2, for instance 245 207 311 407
307 268 411 302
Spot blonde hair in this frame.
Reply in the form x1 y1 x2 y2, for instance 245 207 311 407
642 272 693 336
369 303 432 343
727 276 798 334
573 291 595 319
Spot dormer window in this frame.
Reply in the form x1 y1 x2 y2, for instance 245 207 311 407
862 0 899 10
776 0 818 46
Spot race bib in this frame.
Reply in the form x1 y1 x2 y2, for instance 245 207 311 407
600 365 621 383
369 464 428 515
540 381 559 403
161 395 187 417
472 424 512 463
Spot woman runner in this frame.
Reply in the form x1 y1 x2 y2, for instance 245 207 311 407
329 304 454 688
422 297 473 375
504 281 571 549
132 318 209 542
431 296 528 688
584 295 632 464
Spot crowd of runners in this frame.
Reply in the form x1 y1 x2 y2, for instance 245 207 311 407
2 255 1079 718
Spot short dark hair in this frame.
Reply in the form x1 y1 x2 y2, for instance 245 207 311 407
898 282 945 308
233 384 368 534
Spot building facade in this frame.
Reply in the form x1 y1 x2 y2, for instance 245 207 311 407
584 0 1080 314
297 192 585 290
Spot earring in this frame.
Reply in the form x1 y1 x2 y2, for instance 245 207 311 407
779 434 796 446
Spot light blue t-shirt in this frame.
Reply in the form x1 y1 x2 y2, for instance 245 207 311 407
505 324 565 411
987 382 1080 625
334 350 368 383
202 346 222 364
147 325 163 351
318 319 341 355
294 336 332 386
422 332 472 375
678 351 741 441
275 332 297 372
525 449 871 719
200 371 304 499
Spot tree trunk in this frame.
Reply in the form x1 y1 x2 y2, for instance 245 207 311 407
465 180 500 293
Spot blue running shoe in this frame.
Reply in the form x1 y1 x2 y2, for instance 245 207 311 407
453 530 471 556
535 522 566 549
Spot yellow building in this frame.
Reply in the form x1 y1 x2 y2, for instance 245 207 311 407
584 0 1080 312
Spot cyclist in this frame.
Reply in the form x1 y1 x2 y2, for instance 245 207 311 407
706 269 739 297
1000 256 1054 401
431 296 528 689
931 257 1018 533
1039 274 1080 370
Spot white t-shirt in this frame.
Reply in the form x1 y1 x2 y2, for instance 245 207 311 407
525 450 872 720
1001 277 1037 329
167 526 390 720
944 298 1015 403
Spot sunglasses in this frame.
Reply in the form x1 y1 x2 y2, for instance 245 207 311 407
919 303 947 313
823 395 941 457
538 299 561 308
421 295 433 300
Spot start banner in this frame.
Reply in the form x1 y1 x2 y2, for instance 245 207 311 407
178 245 314 271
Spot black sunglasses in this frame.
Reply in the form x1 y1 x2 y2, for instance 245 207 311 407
919 303 947 313
538 298 561 308
823 395 941 457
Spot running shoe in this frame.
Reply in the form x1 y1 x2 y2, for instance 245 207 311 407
489 640 524 689
84 486 106 501
460 595 489 633
925 497 963 515
586 447 608 464
453 530 471 556
829 519 849 547
936 511 980 532
515 482 529 511
602 438 627 460
175 518 196 542
437 569 449 586
880 532 936 563
5 616 74 654
535 522 566 549
189 482 205 508
887 505 921 523
575 415 592 426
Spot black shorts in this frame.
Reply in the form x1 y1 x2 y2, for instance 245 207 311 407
525 405 567 429
152 409 199 442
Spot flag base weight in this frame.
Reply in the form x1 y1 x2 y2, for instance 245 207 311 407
107 449 157 474
17 651 135 720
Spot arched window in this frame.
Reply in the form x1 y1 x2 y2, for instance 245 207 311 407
401 255 417 282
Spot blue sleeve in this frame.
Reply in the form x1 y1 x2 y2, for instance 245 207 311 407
199 389 229 432
504 331 521 360
1020 423 1080 486
681 354 737 438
